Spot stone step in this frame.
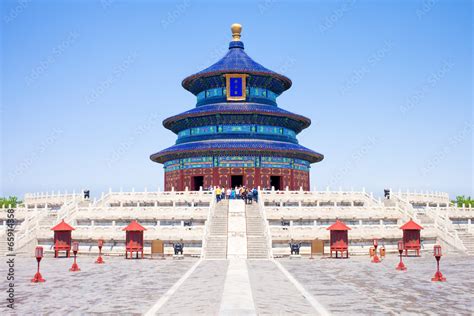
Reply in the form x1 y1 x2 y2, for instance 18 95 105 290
206 250 227 254
210 230 227 234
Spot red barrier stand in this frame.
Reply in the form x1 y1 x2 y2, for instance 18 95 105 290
327 220 351 258
371 239 381 263
31 246 45 283
400 219 423 257
95 239 105 264
123 220 146 259
396 241 407 271
431 245 446 282
69 242 81 272
51 220 75 258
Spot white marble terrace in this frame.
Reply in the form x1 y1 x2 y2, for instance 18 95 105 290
0 188 473 257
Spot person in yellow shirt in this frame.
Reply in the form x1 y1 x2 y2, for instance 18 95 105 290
216 187 222 202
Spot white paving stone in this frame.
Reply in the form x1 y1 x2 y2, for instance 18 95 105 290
1 254 472 315
156 260 228 315
0 255 195 315
281 254 474 315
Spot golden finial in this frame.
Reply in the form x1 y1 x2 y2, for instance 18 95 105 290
231 23 242 41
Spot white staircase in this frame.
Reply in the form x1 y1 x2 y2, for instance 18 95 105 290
204 200 228 259
245 203 269 259
391 193 468 252
457 231 474 255
13 197 84 254
415 212 434 225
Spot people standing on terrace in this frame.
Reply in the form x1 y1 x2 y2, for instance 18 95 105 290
252 187 258 203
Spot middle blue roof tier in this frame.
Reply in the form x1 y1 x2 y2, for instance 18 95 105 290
163 102 311 134
182 41 292 95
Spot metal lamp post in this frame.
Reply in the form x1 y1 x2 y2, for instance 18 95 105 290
95 239 105 264
431 245 446 282
396 240 407 271
31 246 46 283
69 242 81 272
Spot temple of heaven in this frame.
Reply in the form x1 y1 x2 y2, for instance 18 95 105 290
150 24 324 191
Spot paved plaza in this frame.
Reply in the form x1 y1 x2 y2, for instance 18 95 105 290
1 254 473 315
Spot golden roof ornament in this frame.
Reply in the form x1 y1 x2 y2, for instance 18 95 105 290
231 23 242 41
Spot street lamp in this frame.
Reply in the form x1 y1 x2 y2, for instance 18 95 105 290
396 240 407 271
431 245 446 282
372 239 381 263
95 239 105 264
69 242 81 272
31 246 45 283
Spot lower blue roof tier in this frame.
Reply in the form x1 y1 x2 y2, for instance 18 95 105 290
150 139 324 164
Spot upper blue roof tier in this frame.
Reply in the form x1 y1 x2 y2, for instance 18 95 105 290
182 40 292 95
150 139 324 164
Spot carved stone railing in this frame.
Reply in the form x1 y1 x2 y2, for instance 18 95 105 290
424 207 467 252
201 190 216 259
258 191 274 258
260 188 381 207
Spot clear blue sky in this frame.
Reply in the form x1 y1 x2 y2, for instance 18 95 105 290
1 0 472 199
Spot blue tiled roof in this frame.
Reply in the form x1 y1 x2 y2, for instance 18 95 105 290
182 41 292 95
163 102 311 131
197 41 276 74
150 139 324 164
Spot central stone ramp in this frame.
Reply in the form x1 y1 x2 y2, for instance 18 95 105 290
219 259 256 315
205 200 229 259
227 199 248 259
247 260 317 315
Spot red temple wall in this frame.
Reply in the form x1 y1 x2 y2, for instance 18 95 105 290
164 167 310 191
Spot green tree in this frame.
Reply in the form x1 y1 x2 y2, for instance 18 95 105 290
452 195 474 207
0 196 21 208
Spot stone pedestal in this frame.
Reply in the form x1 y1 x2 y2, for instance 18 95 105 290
290 255 302 259
173 254 184 260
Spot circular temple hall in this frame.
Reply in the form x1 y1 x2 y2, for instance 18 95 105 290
150 24 324 191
